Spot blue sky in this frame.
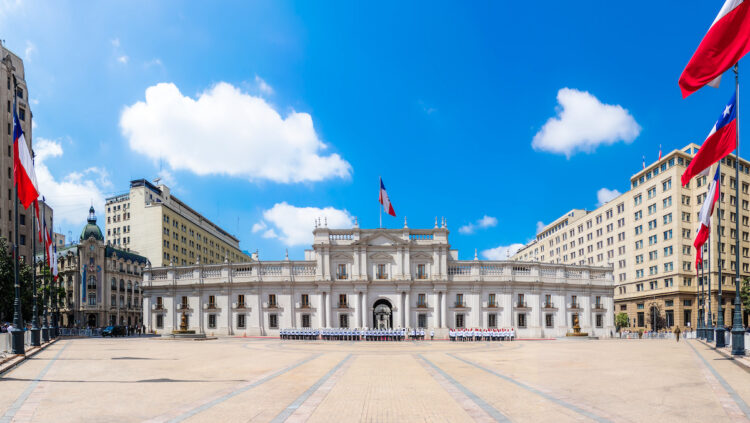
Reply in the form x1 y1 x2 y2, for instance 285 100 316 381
0 0 741 260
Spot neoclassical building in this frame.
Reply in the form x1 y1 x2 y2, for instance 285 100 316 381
40 207 149 328
142 222 615 338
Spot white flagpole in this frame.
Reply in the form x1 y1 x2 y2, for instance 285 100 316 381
379 177 383 229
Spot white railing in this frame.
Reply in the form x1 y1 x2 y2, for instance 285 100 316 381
540 268 557 277
329 233 353 240
293 265 316 276
480 265 504 276
409 234 434 240
512 266 531 275
448 266 471 275
202 268 221 278
152 271 168 280
565 270 582 279
261 266 282 276
177 270 193 280
232 266 253 277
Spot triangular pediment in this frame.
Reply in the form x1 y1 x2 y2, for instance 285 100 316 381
331 253 354 261
369 252 394 261
410 252 433 262
353 231 407 246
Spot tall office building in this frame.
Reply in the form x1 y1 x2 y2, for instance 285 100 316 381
1 43 39 263
512 144 749 329
105 179 249 267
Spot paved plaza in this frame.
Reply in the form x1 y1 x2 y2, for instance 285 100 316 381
0 337 749 422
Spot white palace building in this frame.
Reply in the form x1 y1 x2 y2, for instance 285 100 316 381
142 221 616 338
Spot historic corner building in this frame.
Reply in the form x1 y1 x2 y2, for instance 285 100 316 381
38 207 148 328
142 222 615 338
512 144 750 330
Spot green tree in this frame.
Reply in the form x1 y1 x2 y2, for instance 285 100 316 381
0 238 35 324
615 312 629 331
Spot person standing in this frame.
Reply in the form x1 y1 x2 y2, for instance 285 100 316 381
674 326 681 342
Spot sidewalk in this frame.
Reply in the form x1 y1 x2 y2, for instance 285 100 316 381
0 338 59 376
697 338 750 373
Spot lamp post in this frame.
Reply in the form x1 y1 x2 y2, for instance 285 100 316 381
3 52 24 355
716 168 726 347
707 242 714 342
30 168 40 346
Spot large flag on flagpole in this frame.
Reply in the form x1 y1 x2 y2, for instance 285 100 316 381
379 178 396 217
694 167 721 264
12 97 39 209
681 90 737 186
679 0 750 98
33 200 42 243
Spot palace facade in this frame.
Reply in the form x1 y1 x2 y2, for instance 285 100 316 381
143 222 615 338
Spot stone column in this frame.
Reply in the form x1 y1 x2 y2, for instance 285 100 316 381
362 292 368 328
441 291 447 328
405 291 410 328
325 291 332 328
318 292 325 328
400 292 405 327
355 292 361 328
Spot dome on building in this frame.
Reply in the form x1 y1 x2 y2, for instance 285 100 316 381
80 206 104 241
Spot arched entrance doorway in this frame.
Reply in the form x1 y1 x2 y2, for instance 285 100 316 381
87 314 97 328
372 299 393 330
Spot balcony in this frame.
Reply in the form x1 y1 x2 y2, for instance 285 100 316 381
487 302 499 308
593 303 606 311
336 273 348 280
177 303 190 311
337 302 350 309
416 302 428 309
454 302 467 308
267 302 278 309
570 302 582 310
299 303 311 309
376 273 388 280
416 273 428 280
205 303 218 310
543 302 556 309
516 301 530 309
236 302 247 309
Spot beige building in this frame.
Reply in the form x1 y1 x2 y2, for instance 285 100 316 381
513 144 748 330
105 179 249 267
1 43 38 263
41 206 148 328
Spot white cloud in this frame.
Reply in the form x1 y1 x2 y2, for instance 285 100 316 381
255 75 273 95
458 215 498 234
535 221 546 234
34 138 109 226
481 243 524 260
24 40 35 62
532 88 641 157
117 55 128 64
254 202 353 246
120 82 352 183
596 187 621 206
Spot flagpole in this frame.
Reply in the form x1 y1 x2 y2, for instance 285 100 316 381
8 70 24 355
30 157 40 347
716 162 726 347
700 255 705 339
42 197 49 342
379 177 382 229
731 63 745 355
707 224 714 342
51 211 57 338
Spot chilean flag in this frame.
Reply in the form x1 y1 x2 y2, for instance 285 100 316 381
681 90 736 186
33 200 42 243
379 178 396 217
679 0 750 98
12 97 39 209
693 166 721 266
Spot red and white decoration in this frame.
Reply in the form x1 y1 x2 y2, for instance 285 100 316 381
679 0 750 98
694 167 721 267
12 100 39 209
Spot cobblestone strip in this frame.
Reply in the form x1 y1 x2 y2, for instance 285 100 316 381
686 341 750 420
271 354 352 423
417 354 508 422
0 341 69 423
155 353 322 423
448 353 612 423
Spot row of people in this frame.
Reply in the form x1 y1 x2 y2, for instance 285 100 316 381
449 328 515 341
279 328 437 341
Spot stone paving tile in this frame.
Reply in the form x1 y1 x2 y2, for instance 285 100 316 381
2 338 750 422
308 354 473 423
422 352 588 422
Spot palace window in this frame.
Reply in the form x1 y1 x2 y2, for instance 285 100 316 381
455 293 464 307
417 264 427 279
269 314 278 329
417 293 426 307
418 313 427 328
339 314 349 328
339 294 348 308
488 293 496 307
337 264 347 280
545 314 554 328
455 314 465 328
268 294 277 307
208 314 216 329
237 295 245 308
301 294 310 308
596 314 603 328
302 314 311 328
518 313 527 328
488 313 497 328
208 295 216 308
156 315 164 329
376 264 387 279
237 314 245 329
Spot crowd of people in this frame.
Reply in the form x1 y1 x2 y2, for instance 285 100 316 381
279 327 517 341
280 327 434 341
449 328 515 341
